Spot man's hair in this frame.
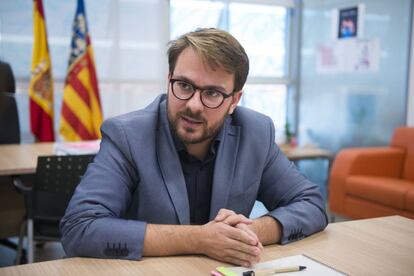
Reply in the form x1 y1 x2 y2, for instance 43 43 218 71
167 28 249 92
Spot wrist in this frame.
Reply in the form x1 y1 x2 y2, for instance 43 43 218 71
191 225 205 254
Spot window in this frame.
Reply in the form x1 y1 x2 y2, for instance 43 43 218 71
0 0 168 142
170 0 298 141
0 0 297 143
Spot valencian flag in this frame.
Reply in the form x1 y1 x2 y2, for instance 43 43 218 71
60 0 103 141
29 0 55 141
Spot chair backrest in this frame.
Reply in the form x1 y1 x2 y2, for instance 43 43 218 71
0 92 20 144
32 154 94 239
391 127 414 181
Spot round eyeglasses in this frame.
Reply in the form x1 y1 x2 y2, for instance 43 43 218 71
170 78 235 109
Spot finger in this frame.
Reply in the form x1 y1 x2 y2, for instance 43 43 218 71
225 247 261 265
225 235 262 257
222 255 251 267
258 241 264 251
214 209 236 221
227 226 257 246
236 223 260 245
221 214 253 226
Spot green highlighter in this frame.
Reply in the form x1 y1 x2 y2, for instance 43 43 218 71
216 266 238 276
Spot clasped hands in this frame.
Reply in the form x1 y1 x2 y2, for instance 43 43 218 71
199 208 263 267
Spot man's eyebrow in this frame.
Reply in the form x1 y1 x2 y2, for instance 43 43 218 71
172 75 227 92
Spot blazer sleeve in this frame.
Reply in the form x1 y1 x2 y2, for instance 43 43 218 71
257 118 328 244
60 118 146 260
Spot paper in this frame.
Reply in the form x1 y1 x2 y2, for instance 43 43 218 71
53 140 100 155
217 254 346 276
316 38 380 74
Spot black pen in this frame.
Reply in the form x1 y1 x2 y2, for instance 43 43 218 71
243 265 307 276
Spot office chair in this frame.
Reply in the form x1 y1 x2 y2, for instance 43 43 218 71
0 92 20 144
0 60 19 144
0 177 26 265
14 154 95 263
0 61 25 264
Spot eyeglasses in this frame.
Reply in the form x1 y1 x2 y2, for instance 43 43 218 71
170 78 235 109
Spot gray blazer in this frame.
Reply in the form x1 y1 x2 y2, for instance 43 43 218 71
60 94 327 260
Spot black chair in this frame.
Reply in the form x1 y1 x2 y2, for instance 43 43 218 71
14 154 95 263
0 92 20 144
0 60 19 144
0 176 26 265
0 61 25 265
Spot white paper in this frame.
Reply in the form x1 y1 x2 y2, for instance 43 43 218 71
225 254 346 276
53 140 100 155
316 38 380 74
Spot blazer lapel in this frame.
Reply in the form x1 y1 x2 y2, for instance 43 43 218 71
156 100 190 225
209 117 240 220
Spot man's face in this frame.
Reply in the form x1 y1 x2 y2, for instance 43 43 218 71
167 47 241 145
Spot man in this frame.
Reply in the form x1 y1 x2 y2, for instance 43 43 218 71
61 28 327 267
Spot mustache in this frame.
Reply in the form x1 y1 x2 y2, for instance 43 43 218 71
178 109 206 123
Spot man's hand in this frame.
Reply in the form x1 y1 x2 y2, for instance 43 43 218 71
215 208 253 225
197 220 262 267
214 209 262 247
215 208 282 246
142 209 277 266
212 209 264 265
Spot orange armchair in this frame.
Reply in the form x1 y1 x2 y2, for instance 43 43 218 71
329 127 414 220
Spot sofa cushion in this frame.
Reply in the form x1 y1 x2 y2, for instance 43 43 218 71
345 197 405 219
391 127 414 181
403 143 414 181
346 176 413 209
405 188 414 212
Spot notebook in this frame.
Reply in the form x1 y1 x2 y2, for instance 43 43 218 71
216 254 347 276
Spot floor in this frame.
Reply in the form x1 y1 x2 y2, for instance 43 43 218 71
0 203 348 268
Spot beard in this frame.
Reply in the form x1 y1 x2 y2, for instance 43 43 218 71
167 102 228 145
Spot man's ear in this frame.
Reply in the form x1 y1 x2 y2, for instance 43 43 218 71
228 91 243 115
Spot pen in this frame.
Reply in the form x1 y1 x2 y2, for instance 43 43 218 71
243 265 306 276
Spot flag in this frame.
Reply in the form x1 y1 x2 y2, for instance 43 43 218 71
29 0 55 142
60 0 103 141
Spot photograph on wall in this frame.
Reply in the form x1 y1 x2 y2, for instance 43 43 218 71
338 6 358 39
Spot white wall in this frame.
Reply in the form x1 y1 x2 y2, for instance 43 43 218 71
408 7 414 126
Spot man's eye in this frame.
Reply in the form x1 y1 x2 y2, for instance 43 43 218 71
204 90 221 98
177 81 192 91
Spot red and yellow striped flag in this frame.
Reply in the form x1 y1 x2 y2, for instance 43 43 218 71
60 0 103 141
29 0 55 142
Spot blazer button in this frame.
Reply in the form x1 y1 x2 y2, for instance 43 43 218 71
104 243 113 256
121 243 129 256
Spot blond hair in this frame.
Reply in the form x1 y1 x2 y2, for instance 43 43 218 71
167 28 249 92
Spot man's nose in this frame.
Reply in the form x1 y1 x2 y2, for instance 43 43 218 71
186 90 204 112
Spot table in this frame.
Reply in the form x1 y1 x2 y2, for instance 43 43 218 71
279 144 334 161
0 216 413 276
0 142 333 176
0 141 100 176
0 143 54 176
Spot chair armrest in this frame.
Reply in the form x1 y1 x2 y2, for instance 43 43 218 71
328 147 405 216
334 147 405 177
12 176 33 219
12 176 32 194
